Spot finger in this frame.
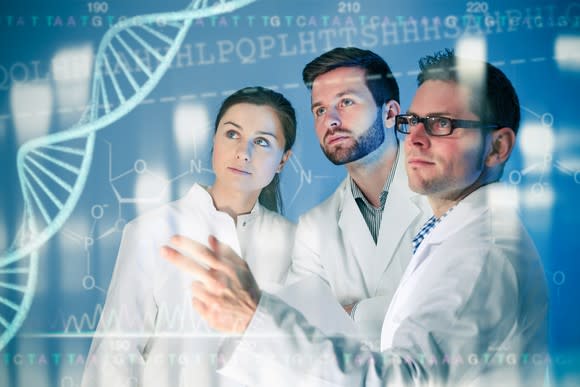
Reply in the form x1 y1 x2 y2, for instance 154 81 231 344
191 281 218 303
231 314 249 334
191 289 230 332
171 235 235 277
209 235 246 267
208 235 219 253
191 282 224 309
193 299 231 333
191 285 251 333
207 235 248 284
192 297 210 320
160 246 224 290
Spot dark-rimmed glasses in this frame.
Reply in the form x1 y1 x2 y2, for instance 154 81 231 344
395 114 500 137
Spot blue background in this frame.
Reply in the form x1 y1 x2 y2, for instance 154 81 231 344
1 0 579 385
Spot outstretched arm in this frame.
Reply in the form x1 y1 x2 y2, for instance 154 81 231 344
161 235 529 387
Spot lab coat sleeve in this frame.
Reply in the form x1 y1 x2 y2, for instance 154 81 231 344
219 247 527 387
350 296 389 338
81 222 158 387
284 214 330 287
218 293 418 387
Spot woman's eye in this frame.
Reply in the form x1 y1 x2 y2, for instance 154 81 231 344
254 137 270 147
226 129 239 139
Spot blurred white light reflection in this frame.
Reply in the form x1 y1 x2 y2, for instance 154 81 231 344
10 81 53 146
522 184 555 209
51 44 93 126
555 35 580 72
18 342 49 386
0 209 6 254
456 36 487 61
455 36 487 93
0 119 6 143
173 102 211 163
0 366 7 386
488 184 519 209
518 123 555 174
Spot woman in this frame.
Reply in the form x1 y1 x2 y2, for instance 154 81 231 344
82 87 297 387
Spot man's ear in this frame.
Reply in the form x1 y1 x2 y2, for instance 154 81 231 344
383 100 401 129
277 150 292 173
486 127 516 167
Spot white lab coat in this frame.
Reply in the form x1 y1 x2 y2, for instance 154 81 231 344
82 183 295 387
218 183 548 387
286 154 431 343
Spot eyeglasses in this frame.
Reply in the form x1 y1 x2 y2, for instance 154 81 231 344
395 114 500 137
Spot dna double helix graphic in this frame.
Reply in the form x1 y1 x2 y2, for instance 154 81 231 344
0 0 256 350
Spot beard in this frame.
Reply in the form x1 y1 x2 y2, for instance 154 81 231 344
321 110 385 165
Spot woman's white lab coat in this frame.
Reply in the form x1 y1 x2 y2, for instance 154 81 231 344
82 183 295 387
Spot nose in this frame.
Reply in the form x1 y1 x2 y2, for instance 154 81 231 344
405 120 430 149
236 141 252 162
324 107 341 130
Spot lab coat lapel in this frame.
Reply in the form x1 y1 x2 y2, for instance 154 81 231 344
373 162 425 290
405 185 490 277
338 179 376 275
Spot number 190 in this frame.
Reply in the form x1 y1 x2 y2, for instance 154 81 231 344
87 1 109 13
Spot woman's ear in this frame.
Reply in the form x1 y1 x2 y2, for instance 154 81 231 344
383 100 401 129
277 150 292 173
486 127 516 167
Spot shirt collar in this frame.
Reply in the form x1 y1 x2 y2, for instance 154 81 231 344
349 147 399 209
186 183 261 223
237 200 261 226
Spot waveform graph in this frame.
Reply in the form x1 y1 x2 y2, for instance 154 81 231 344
59 298 215 337
0 0 257 351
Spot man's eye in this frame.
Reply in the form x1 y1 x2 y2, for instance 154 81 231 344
314 107 326 117
409 116 419 126
341 98 354 107
254 137 270 147
437 118 451 128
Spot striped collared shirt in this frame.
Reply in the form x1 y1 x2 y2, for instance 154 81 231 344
350 150 399 244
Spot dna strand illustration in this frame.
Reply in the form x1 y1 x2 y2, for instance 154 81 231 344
0 0 256 350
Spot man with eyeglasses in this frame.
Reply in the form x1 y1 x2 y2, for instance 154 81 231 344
163 49 549 386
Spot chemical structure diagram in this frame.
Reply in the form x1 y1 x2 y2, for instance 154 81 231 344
57 138 333 299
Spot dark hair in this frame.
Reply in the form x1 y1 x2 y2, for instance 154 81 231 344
214 86 296 214
302 47 400 105
417 48 520 134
